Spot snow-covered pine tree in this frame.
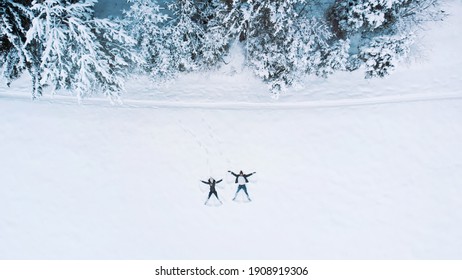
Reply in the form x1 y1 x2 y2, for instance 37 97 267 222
193 0 228 70
89 17 142 98
0 0 32 87
24 0 138 99
222 0 295 94
125 0 228 80
160 0 206 77
123 0 169 80
223 0 348 95
359 35 413 78
330 0 445 78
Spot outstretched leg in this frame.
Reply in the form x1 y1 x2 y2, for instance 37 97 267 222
205 191 213 205
242 185 251 201
213 191 222 204
233 185 244 200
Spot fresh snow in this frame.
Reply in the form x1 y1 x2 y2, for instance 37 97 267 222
0 1 462 259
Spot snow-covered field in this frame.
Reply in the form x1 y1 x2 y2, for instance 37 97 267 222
1 1 462 259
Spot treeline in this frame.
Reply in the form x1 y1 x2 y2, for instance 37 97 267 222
0 0 445 98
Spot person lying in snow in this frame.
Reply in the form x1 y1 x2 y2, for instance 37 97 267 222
201 177 223 205
228 170 256 201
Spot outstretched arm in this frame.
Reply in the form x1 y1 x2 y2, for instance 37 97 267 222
228 171 237 177
216 179 223 184
201 180 209 184
245 172 256 177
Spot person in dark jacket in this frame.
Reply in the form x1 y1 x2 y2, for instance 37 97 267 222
228 170 256 201
201 177 223 205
